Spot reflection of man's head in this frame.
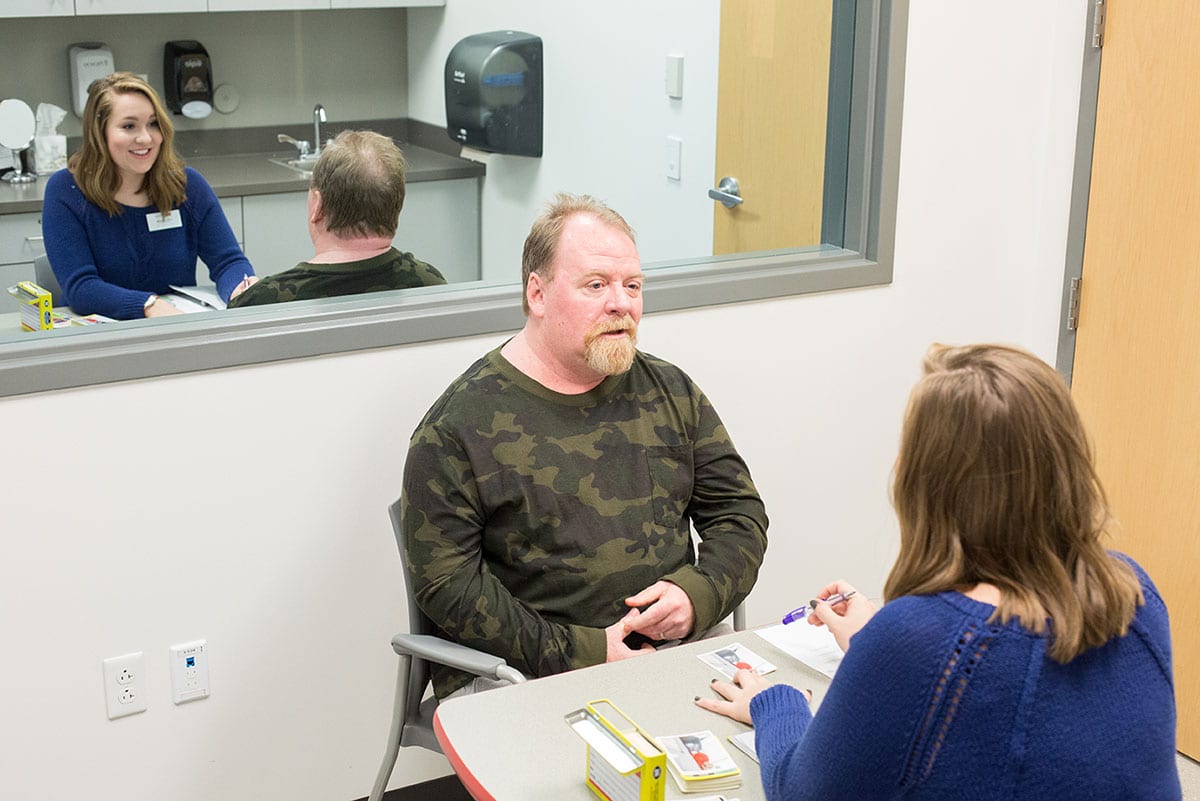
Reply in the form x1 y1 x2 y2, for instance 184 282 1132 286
311 130 408 239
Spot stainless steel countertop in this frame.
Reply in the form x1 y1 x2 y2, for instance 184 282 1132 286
0 142 485 215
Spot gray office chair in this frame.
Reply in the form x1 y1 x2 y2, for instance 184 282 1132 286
368 499 527 801
368 501 748 800
33 253 65 307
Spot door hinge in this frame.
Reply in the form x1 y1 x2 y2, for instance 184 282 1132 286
1092 0 1106 48
1067 277 1083 331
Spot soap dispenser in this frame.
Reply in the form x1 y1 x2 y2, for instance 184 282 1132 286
163 40 214 120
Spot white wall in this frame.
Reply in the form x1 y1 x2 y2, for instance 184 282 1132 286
0 2 1087 799
406 1 721 282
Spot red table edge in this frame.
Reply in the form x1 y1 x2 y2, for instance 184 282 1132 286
433 705 498 801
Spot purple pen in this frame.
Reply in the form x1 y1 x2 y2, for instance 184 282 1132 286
781 591 857 624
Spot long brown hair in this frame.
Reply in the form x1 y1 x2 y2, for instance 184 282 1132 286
68 72 186 216
885 343 1142 662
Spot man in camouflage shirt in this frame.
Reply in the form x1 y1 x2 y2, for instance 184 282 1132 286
228 130 445 308
402 194 768 698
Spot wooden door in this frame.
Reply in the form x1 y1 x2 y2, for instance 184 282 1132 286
712 0 832 255
1070 0 1200 758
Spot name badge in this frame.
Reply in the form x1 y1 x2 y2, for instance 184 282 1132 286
146 209 183 232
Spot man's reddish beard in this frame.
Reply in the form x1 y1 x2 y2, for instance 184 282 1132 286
584 315 639 375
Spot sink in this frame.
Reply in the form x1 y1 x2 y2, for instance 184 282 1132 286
268 156 316 178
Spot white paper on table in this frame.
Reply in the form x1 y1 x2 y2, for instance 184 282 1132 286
755 622 845 678
169 285 226 310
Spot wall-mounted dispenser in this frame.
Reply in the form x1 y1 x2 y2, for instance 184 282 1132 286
164 40 213 120
68 43 115 118
444 30 542 157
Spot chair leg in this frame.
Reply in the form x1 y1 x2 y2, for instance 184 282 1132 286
733 602 746 632
368 655 411 801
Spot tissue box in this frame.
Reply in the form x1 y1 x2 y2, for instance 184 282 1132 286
33 135 67 175
7 281 53 331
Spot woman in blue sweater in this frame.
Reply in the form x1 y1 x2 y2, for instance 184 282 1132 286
698 343 1181 800
42 72 254 320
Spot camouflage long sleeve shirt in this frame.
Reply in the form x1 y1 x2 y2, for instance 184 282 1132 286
227 247 445 308
401 346 768 697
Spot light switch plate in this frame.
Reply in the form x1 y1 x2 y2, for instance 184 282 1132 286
665 136 682 181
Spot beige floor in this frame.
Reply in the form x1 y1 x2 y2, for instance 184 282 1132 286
1182 752 1200 798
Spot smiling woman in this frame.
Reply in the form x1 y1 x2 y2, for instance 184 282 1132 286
0 0 906 398
40 72 254 321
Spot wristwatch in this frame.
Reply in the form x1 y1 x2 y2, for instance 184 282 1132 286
143 294 159 314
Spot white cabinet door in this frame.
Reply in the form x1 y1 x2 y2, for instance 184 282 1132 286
208 0 326 10
197 197 245 286
0 211 45 292
241 193 311 278
0 0 72 17
397 178 480 285
241 179 481 285
331 0 444 7
75 0 205 12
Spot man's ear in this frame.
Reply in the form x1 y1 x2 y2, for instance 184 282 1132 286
526 270 547 317
307 188 324 225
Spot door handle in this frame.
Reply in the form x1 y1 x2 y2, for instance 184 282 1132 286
708 176 743 208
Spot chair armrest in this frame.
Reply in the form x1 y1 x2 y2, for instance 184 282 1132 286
390 633 527 684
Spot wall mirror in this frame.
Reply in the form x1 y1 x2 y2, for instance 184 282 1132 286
0 0 906 398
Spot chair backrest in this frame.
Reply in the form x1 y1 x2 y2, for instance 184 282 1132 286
387 498 437 726
33 254 64 307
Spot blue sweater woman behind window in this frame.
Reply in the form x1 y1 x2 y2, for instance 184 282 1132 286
41 72 254 321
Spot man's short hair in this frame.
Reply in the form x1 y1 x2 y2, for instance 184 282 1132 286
311 130 407 239
520 193 637 314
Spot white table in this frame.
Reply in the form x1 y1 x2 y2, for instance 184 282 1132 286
433 630 835 801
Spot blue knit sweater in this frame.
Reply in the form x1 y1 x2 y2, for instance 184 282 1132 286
41 167 252 320
749 555 1180 800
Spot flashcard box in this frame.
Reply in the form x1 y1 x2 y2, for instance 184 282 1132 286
566 699 666 801
7 281 52 331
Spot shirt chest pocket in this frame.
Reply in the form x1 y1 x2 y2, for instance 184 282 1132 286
644 445 693 529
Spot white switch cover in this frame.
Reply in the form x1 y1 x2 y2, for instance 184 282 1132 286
169 640 210 704
665 136 682 181
665 55 684 99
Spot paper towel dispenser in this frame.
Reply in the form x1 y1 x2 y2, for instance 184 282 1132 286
164 40 213 120
445 31 542 157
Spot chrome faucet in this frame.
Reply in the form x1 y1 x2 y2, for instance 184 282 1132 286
276 133 311 159
313 104 327 158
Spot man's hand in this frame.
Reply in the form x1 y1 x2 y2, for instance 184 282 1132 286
605 609 655 662
623 580 696 642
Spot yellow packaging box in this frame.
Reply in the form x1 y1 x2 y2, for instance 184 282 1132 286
7 280 53 331
566 699 666 801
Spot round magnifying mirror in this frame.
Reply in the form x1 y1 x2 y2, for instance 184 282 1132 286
0 98 36 184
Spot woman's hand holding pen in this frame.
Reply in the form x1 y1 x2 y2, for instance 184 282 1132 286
806 579 877 652
230 274 258 300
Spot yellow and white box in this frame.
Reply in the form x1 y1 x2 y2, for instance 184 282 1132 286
566 699 666 801
7 280 53 331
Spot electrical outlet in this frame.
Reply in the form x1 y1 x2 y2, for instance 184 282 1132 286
102 652 148 719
